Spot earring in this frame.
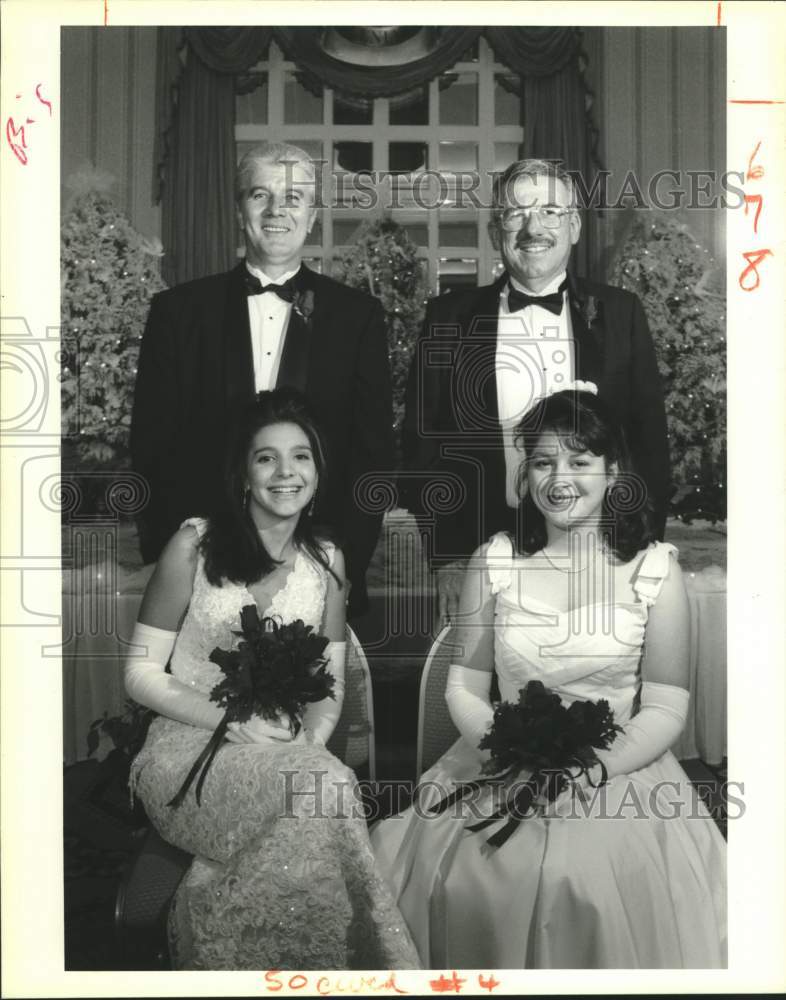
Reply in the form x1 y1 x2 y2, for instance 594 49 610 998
243 485 250 511
308 495 316 517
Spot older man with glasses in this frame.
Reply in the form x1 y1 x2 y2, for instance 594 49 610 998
401 158 669 622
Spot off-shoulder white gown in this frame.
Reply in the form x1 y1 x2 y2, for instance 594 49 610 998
371 535 726 969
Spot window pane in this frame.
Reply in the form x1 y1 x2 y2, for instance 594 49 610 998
438 258 478 295
333 217 365 246
438 141 478 173
303 257 323 274
305 218 323 246
236 73 268 125
284 71 323 124
389 142 428 175
494 142 523 175
495 74 520 125
333 174 375 209
439 72 478 126
438 213 478 248
333 142 373 174
334 96 373 125
390 86 429 125
401 222 428 247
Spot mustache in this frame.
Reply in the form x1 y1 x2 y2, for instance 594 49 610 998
514 236 556 249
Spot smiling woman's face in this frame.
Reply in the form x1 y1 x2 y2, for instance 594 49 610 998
245 421 317 527
526 431 615 533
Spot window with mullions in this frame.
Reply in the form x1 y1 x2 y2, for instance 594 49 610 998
234 37 523 292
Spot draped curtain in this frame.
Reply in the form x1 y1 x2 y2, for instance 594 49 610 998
155 26 602 285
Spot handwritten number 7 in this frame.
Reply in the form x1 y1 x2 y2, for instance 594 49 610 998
744 194 763 234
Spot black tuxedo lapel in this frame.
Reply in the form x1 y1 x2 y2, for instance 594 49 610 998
276 265 314 392
224 263 255 404
566 272 604 385
457 277 506 428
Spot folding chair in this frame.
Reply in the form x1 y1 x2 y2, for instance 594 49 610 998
414 626 460 781
414 626 503 781
114 625 375 968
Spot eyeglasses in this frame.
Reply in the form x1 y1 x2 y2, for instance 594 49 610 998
499 206 573 232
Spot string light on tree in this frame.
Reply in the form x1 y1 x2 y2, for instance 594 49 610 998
333 216 427 450
611 209 726 523
61 168 167 487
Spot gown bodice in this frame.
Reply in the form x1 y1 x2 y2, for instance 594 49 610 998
170 518 333 695
486 532 678 726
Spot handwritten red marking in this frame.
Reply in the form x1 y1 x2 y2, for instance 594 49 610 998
6 116 34 164
429 971 466 994
746 141 764 180
478 973 501 992
744 193 763 234
716 2 721 26
729 99 785 105
104 0 108 26
264 970 284 992
380 974 409 995
35 84 52 116
738 249 773 291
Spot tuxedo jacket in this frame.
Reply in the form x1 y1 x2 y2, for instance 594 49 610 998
400 272 670 561
131 262 394 615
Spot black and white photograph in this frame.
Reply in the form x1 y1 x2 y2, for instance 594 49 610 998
1 2 784 995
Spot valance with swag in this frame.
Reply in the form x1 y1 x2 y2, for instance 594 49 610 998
154 26 601 284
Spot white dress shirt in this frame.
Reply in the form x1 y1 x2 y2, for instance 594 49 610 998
495 270 574 507
245 262 300 393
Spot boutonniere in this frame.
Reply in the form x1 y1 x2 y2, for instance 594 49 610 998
580 294 599 328
292 288 314 326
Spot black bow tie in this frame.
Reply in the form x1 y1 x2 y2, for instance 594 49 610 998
507 279 567 316
244 272 296 302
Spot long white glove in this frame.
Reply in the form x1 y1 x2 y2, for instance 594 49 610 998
302 640 346 745
124 621 225 730
595 681 689 779
445 664 494 755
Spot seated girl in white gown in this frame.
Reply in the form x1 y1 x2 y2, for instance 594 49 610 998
126 388 419 971
371 386 726 969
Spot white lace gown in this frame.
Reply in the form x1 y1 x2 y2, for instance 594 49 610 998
130 520 420 970
371 535 727 969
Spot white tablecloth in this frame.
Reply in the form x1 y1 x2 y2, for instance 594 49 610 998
62 565 727 767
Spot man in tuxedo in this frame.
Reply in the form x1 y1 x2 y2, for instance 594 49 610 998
401 158 670 620
131 141 393 616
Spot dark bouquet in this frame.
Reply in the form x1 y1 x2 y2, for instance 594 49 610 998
168 606 335 808
430 680 621 849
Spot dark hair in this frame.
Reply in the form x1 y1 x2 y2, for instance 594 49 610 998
201 388 340 588
512 389 655 562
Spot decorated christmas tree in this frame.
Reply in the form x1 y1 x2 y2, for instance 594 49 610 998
333 217 427 443
609 210 726 522
61 170 167 477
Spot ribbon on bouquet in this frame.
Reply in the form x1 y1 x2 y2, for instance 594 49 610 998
428 759 607 850
167 715 231 809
